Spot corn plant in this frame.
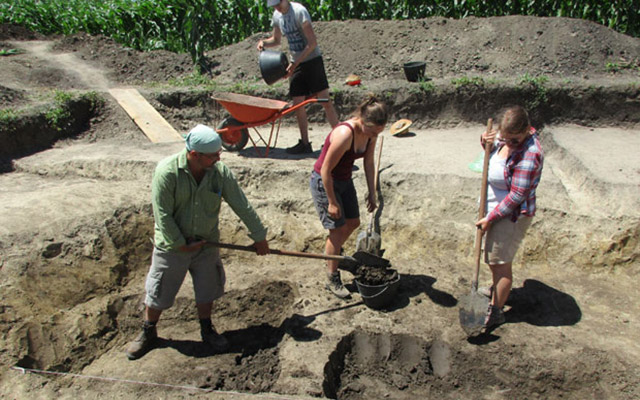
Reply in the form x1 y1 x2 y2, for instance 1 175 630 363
1 0 638 72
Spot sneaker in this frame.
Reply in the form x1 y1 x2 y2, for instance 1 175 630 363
286 139 312 154
201 326 230 352
484 305 506 330
326 271 351 299
478 286 493 299
126 325 157 360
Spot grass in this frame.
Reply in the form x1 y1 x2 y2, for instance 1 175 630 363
418 79 436 93
451 76 485 88
0 108 19 124
518 73 549 109
605 61 640 73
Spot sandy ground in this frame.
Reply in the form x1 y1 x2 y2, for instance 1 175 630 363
1 16 640 399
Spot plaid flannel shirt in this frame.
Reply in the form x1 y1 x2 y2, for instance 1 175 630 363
486 131 544 223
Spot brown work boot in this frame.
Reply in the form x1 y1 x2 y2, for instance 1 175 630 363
326 271 351 299
125 324 157 360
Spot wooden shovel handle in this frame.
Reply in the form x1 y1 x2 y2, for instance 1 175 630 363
472 118 493 287
207 241 349 262
368 136 384 234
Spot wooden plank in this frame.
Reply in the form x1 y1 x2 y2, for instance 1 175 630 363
109 88 183 143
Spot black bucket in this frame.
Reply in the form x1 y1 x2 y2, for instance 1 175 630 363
355 270 401 310
403 61 426 82
259 50 290 85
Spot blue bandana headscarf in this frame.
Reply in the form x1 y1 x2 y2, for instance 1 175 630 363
184 124 222 154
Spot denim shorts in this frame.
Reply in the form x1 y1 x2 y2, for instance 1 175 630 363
484 216 532 264
309 170 359 230
145 246 225 309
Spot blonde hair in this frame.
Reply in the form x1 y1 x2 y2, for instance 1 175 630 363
499 105 530 135
352 94 388 128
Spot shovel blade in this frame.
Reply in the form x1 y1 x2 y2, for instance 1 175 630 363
355 230 381 256
459 290 490 336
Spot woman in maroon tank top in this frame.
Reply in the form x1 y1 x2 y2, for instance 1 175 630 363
310 96 388 298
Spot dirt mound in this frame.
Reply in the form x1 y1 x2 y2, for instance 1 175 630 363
1 16 640 400
209 16 640 85
53 33 194 85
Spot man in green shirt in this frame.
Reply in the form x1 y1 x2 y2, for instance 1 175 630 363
126 124 270 360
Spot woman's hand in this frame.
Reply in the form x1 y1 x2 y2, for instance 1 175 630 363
475 217 490 233
328 202 341 220
482 128 498 145
366 192 377 213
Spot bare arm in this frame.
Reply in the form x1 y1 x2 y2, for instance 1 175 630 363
257 26 282 50
320 125 352 220
285 21 317 77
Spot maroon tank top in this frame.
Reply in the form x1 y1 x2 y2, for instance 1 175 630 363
313 122 369 180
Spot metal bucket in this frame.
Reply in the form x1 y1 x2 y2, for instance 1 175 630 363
403 61 426 82
259 50 289 85
355 270 401 309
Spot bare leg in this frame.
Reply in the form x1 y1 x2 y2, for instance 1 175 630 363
144 306 162 323
325 218 360 274
316 88 339 127
292 95 309 144
489 262 513 309
196 302 213 320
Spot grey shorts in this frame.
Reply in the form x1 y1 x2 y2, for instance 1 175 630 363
484 216 533 265
310 170 359 230
145 246 226 310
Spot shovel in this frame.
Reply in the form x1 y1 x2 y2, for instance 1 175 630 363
459 118 493 336
207 241 390 274
355 135 384 255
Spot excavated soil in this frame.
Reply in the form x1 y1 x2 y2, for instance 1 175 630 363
1 17 639 400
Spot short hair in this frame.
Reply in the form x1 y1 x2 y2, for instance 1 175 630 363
499 106 530 135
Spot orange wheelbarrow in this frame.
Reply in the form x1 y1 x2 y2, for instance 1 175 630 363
212 92 328 156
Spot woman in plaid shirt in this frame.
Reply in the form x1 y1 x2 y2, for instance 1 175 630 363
476 106 544 330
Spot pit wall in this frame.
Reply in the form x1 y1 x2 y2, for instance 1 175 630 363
0 94 103 171
152 83 640 131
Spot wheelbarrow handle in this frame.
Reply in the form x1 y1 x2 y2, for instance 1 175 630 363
279 97 329 115
207 241 352 262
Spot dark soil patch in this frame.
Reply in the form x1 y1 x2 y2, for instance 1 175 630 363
324 331 636 399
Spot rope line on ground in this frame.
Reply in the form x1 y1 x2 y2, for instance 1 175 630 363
9 366 305 399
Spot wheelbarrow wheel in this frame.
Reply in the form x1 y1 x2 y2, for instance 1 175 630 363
217 117 249 151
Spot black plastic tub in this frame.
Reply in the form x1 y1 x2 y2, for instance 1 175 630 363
355 270 401 309
403 61 426 82
259 50 289 85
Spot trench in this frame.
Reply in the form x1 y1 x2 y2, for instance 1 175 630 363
1 93 639 398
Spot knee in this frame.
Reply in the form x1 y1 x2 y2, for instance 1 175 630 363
347 219 360 231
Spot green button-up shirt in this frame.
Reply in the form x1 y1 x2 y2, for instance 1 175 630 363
152 149 267 252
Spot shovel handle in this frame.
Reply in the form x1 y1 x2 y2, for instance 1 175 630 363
472 118 493 286
207 241 351 262
367 136 384 235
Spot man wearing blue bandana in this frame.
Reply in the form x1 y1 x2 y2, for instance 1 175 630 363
126 124 270 360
